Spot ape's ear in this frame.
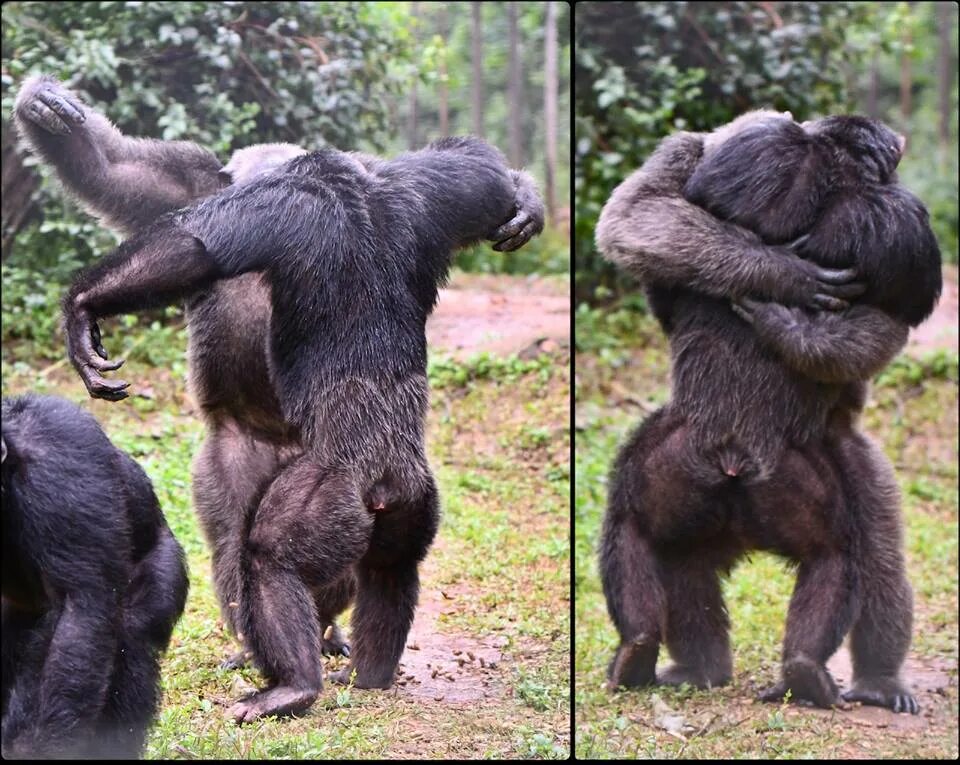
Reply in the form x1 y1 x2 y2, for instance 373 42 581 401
218 169 233 187
1 436 7 464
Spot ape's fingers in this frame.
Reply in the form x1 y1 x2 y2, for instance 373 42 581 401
37 88 85 125
825 281 867 300
26 100 71 135
488 211 528 243
84 371 130 402
730 301 755 324
815 267 859 285
492 219 540 252
812 294 849 312
89 355 125 372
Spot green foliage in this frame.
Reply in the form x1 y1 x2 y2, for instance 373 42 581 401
455 222 569 275
428 351 555 390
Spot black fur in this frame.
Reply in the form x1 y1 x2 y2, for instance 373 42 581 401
1 395 188 758
685 113 942 325
60 137 530 722
15 75 543 723
595 111 939 714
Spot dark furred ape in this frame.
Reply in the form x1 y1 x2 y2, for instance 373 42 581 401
61 137 535 723
15 75 543 723
595 111 941 715
1 395 188 759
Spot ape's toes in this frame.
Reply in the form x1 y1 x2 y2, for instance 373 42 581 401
220 649 252 670
606 638 657 690
842 683 919 715
227 686 319 724
765 656 841 709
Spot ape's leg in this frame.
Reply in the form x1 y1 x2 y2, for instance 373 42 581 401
601 410 735 690
97 524 189 758
3 594 118 758
228 458 374 723
833 433 918 714
314 574 356 657
657 553 733 688
192 421 299 665
751 447 856 709
329 477 440 689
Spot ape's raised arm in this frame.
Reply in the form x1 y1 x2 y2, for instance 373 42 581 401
595 132 861 310
375 137 523 251
14 76 223 235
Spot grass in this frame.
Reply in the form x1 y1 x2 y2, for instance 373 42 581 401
1 341 571 760
574 303 959 760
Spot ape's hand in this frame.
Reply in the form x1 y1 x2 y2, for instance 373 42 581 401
785 234 866 311
65 310 129 401
488 170 545 251
15 76 86 136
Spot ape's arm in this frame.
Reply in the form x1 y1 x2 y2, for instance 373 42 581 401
14 76 224 235
733 299 909 383
381 137 542 252
596 132 862 310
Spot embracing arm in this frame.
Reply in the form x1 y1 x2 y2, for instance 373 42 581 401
595 132 860 309
14 75 224 235
733 299 909 383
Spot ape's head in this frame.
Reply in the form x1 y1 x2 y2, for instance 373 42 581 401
220 143 308 187
802 115 905 184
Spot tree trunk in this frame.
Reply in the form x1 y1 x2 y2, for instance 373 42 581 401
508 2 523 167
937 1 955 148
438 5 449 137
1 120 40 260
866 51 879 119
543 2 558 222
471 2 484 137
899 26 912 125
408 2 420 150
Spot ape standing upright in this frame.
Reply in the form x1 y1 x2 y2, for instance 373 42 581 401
596 111 940 713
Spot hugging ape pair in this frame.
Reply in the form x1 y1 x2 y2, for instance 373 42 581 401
8 73 543 749
597 110 940 714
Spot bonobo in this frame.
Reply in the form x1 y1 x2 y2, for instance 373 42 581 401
1 394 188 758
595 110 940 714
61 135 543 722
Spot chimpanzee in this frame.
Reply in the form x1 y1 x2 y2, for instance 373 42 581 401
595 111 940 714
1 394 188 758
14 75 544 722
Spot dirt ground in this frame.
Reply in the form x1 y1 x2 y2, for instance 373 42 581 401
428 273 570 358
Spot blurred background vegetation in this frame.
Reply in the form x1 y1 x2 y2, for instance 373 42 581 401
575 0 959 302
1 0 570 362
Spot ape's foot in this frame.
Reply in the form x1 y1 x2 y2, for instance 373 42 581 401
842 676 919 714
228 685 319 724
760 654 840 709
606 637 657 690
327 665 393 690
657 663 731 689
220 649 253 670
320 623 351 657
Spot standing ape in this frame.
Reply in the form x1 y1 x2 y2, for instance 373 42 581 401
595 111 939 714
2 395 188 759
62 136 530 722
14 75 544 711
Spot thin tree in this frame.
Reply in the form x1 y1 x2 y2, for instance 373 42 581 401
937 1 955 149
409 2 420 149
471 2 484 137
543 1 558 221
508 1 523 167
438 4 449 137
